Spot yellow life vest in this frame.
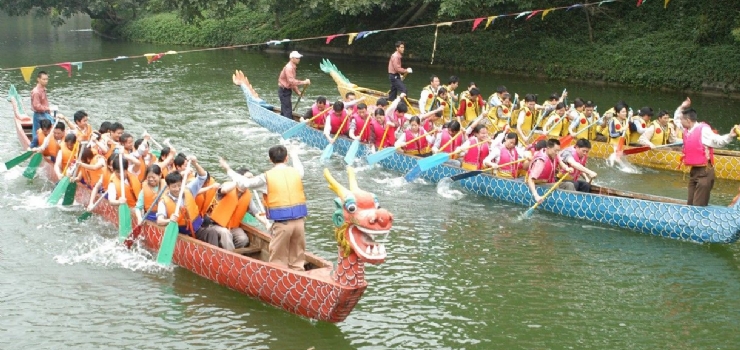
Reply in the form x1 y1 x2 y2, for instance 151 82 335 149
460 96 480 127
547 114 565 138
628 116 646 145
609 118 630 146
649 120 668 146
571 111 590 138
422 85 436 112
516 107 536 133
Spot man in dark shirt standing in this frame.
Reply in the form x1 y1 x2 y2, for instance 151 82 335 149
30 71 54 147
278 51 311 119
387 41 411 101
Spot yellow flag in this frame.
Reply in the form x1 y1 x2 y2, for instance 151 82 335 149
144 53 156 63
664 0 670 8
348 33 358 45
20 66 36 84
485 16 497 29
542 9 553 19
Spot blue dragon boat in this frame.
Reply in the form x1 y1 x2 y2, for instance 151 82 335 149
235 73 740 244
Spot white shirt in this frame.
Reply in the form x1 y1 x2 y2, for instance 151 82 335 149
418 86 440 114
155 173 208 219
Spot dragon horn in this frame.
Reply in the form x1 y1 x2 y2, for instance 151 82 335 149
346 166 359 192
324 168 349 198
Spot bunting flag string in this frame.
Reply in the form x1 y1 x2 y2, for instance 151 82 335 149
0 0 670 81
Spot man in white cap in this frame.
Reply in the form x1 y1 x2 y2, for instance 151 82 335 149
278 51 311 119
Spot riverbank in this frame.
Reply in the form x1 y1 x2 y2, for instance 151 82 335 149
112 2 740 97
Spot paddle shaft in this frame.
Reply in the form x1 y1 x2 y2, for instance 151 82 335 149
403 97 418 116
124 187 167 248
395 129 438 150
171 162 191 219
355 114 372 139
452 139 489 157
86 190 110 213
304 106 332 124
438 130 463 152
530 175 569 211
378 125 390 150
330 112 351 143
118 154 126 202
293 84 309 111
481 157 528 173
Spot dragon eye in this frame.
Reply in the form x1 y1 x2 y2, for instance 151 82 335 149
346 203 357 213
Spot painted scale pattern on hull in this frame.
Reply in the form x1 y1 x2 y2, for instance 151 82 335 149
244 94 740 244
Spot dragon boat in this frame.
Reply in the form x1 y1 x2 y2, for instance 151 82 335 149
7 85 394 323
234 73 740 244
319 59 740 182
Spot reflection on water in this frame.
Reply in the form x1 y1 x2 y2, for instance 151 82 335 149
1 12 740 350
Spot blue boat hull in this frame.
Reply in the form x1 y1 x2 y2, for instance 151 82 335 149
240 87 740 244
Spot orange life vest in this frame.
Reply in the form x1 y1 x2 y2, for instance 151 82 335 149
264 167 307 221
37 130 60 158
195 177 218 216
162 190 201 234
109 171 142 208
83 154 106 186
210 188 253 229
142 181 165 213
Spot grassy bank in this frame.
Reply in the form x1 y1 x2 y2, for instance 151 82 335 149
114 1 740 95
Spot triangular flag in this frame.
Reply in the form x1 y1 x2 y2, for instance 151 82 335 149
348 33 358 45
526 10 542 20
20 66 36 84
144 53 164 64
567 4 583 11
472 17 485 31
57 62 72 77
542 9 553 19
485 16 497 29
71 62 82 70
357 31 369 39
515 11 532 19
326 34 339 44
165 50 178 55
637 0 644 6
664 0 670 7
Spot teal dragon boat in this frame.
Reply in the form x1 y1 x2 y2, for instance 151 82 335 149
234 71 740 244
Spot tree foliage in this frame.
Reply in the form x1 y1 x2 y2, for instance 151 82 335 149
0 0 148 25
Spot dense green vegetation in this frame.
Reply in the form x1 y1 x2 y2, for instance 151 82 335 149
5 0 740 93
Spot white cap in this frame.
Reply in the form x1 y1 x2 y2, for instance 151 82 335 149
289 51 303 59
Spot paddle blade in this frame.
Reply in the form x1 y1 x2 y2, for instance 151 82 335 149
22 153 43 179
48 177 70 204
242 212 259 226
344 140 360 165
156 222 180 266
4 151 33 170
403 165 422 182
417 153 449 172
622 145 651 155
124 225 143 249
281 122 307 139
366 147 395 165
451 170 482 182
522 207 535 219
151 150 161 158
559 135 573 147
77 211 93 222
118 205 133 243
320 143 335 162
62 181 77 206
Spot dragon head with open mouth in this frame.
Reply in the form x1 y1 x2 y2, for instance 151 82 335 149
324 167 393 264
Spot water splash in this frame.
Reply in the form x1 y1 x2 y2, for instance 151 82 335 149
54 236 171 273
436 178 465 200
605 153 642 174
372 175 412 189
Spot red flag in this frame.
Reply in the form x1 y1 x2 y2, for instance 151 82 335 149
637 0 644 6
472 18 485 31
526 10 542 20
326 35 339 44
57 62 72 77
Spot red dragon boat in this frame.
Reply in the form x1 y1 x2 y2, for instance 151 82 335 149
7 86 394 323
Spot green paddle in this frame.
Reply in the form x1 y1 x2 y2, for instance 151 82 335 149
156 164 190 266
122 187 167 247
117 154 133 242
48 141 81 205
77 190 108 222
2 151 33 172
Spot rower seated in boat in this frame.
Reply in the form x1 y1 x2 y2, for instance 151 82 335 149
53 133 78 179
348 103 371 142
430 87 453 127
543 103 568 139
628 107 653 146
323 101 350 142
456 87 484 129
156 156 221 247
135 164 165 224
638 110 677 148
558 138 598 193
514 94 540 145
526 139 576 204
459 124 490 171
583 101 603 142
482 132 529 178
30 119 64 163
394 116 436 157
368 108 395 150
302 96 329 128
607 101 631 148
485 93 512 134
107 155 142 208
431 121 464 167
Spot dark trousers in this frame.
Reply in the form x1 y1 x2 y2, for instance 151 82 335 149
388 73 406 101
278 87 293 119
687 166 715 206
571 180 591 193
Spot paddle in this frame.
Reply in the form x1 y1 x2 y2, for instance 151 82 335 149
62 143 87 206
344 116 373 165
2 151 33 172
281 106 331 139
622 141 684 155
24 112 57 179
117 154 133 244
560 114 608 147
48 141 80 204
417 139 488 172
156 163 190 266
403 96 419 116
320 113 350 162
77 190 109 222
122 187 167 247
293 84 309 111
367 129 438 165
450 158 528 181
523 175 568 218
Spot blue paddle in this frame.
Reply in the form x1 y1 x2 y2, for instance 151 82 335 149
281 107 331 139
344 117 372 165
320 113 350 162
367 130 438 165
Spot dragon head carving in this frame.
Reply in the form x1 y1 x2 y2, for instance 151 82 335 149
324 167 393 264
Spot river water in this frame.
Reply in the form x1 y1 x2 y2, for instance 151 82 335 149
1 14 740 350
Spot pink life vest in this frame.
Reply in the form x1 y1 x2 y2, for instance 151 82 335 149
370 118 386 148
353 113 371 142
403 130 430 155
462 136 490 170
439 129 463 154
383 114 398 147
529 150 555 183
311 103 329 128
682 122 714 166
328 110 349 135
560 146 587 180
498 146 520 176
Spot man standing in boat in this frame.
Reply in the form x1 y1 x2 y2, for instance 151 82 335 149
674 98 738 206
30 71 55 147
388 41 411 101
219 145 307 271
278 51 310 120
